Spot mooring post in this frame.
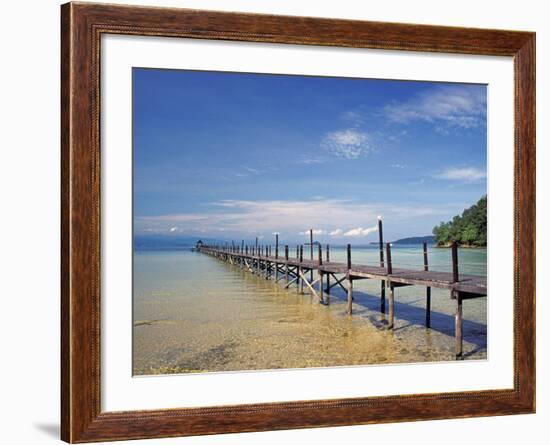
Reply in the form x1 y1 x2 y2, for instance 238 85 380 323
284 245 289 283
347 244 353 314
451 241 459 283
378 216 386 313
386 243 394 329
423 242 431 328
454 290 463 359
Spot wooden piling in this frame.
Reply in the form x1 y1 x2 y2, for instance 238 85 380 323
378 217 386 313
284 245 289 283
319 271 324 304
347 244 353 314
299 245 304 294
317 244 324 304
347 279 353 315
454 290 463 359
386 243 393 275
386 242 394 329
423 242 431 328
275 234 279 259
309 229 314 281
388 284 395 329
452 241 459 283
326 244 330 295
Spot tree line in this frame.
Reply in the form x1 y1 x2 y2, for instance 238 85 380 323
432 196 487 247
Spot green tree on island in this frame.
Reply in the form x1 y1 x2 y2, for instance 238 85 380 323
432 196 487 247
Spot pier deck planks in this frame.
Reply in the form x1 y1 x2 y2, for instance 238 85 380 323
203 250 487 296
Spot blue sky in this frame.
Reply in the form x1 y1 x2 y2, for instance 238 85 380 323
133 68 487 243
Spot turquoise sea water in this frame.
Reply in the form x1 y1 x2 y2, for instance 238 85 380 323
133 245 487 375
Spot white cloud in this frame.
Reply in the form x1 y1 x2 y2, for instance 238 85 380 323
137 199 448 237
385 85 486 130
343 225 378 237
321 129 371 159
299 229 327 236
341 110 365 126
298 157 326 165
169 227 178 232
243 166 261 175
436 167 486 182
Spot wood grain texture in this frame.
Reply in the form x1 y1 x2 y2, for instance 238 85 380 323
60 2 536 442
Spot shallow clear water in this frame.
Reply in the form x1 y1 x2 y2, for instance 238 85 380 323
133 246 487 375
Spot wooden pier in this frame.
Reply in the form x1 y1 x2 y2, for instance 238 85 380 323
197 229 486 359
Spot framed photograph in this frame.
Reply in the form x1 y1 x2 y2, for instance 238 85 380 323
61 2 535 442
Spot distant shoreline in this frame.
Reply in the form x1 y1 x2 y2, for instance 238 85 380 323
434 243 487 249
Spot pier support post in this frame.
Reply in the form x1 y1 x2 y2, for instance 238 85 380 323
388 283 395 329
318 244 324 304
284 245 289 283
454 291 463 359
452 241 459 283
299 245 304 294
326 244 331 294
378 217 386 313
275 234 279 281
309 229 314 282
319 272 324 304
423 242 431 328
425 287 432 328
347 244 353 314
347 278 353 315
380 282 386 313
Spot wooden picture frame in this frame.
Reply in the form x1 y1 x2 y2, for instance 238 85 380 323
61 2 535 442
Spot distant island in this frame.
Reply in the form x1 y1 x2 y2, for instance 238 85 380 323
392 235 435 245
432 195 487 247
369 235 435 245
